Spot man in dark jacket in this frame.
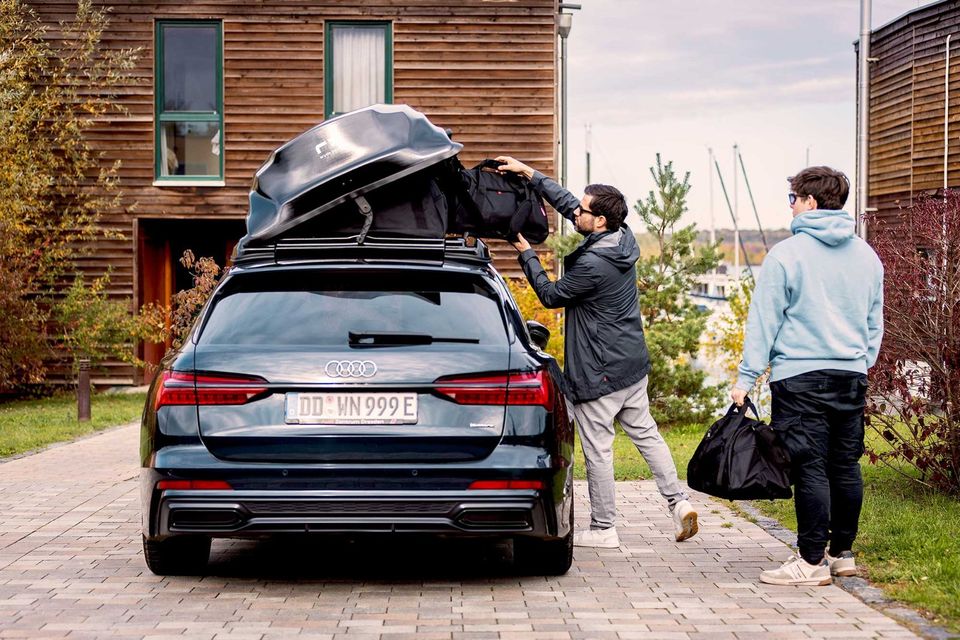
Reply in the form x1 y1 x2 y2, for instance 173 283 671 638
495 156 698 547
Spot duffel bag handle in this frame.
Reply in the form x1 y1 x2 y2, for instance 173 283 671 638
479 158 506 172
715 397 759 432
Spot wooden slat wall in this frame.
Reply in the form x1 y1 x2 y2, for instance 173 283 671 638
866 0 960 224
28 0 559 384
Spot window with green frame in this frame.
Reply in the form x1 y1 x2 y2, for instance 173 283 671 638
324 22 393 119
155 20 223 182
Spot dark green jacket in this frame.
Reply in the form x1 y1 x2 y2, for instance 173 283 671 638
518 172 651 403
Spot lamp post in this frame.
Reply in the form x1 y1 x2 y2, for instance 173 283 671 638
556 3 580 278
557 5 579 190
856 0 872 237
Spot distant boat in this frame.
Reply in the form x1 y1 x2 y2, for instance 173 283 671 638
691 262 758 309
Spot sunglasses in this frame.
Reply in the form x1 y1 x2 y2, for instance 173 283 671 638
788 193 808 205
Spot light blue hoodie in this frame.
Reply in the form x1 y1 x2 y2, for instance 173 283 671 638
735 210 884 391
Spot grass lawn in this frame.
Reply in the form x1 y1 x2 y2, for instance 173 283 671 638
575 423 960 632
0 392 147 458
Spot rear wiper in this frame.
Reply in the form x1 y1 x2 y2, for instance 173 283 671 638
348 331 480 346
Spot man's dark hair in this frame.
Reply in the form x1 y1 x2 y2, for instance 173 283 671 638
584 183 628 230
788 166 850 210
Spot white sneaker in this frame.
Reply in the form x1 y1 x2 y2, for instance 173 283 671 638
573 527 620 548
825 550 857 576
759 555 832 586
672 500 698 542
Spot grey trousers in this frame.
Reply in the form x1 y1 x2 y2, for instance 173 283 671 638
572 375 688 530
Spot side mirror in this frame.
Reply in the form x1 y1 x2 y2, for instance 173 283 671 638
525 320 550 351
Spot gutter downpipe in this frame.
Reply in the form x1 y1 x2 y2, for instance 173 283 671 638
857 0 871 238
946 34 952 197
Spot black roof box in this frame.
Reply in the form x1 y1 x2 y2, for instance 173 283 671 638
238 104 462 253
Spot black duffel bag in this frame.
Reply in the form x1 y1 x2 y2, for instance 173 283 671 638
287 169 449 241
687 398 792 500
450 159 550 244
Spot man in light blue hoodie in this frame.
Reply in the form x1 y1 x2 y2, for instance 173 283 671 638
731 166 883 587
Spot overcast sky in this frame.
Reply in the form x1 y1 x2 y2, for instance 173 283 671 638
563 0 940 232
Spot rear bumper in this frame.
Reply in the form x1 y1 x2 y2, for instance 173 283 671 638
153 489 550 537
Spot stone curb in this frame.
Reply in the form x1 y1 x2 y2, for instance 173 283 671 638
734 500 959 640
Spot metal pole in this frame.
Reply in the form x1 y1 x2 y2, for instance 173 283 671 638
560 33 568 188
556 4 579 189
857 0 872 237
585 123 591 184
77 359 91 422
708 147 715 247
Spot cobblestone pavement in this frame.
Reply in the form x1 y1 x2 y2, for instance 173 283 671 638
0 423 919 639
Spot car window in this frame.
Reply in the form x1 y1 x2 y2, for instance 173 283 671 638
197 270 508 347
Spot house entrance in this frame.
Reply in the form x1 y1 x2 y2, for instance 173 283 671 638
137 218 245 372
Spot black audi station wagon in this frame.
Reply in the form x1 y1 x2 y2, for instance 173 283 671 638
139 106 575 576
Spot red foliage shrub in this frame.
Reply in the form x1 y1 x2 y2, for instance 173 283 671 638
866 192 960 494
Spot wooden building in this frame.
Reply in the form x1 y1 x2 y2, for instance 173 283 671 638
29 1 561 384
862 0 960 225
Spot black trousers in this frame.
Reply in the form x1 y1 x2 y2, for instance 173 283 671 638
770 369 868 565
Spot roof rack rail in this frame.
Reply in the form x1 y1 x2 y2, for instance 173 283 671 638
231 235 490 267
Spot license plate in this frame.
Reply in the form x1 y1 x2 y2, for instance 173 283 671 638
285 392 418 425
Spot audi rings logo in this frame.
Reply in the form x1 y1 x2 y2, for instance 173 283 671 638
325 360 377 378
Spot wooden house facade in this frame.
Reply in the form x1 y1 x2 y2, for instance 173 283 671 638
861 0 960 226
29 1 561 384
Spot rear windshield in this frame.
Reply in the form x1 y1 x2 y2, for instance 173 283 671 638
197 270 508 347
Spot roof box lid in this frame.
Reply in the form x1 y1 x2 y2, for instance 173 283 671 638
243 104 462 247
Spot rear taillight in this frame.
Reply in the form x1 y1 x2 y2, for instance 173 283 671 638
154 371 195 410
157 480 233 490
468 480 544 490
154 371 268 409
434 370 554 410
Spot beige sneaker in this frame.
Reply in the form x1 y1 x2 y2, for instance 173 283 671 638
759 555 832 586
825 550 857 576
672 500 698 542
573 527 620 548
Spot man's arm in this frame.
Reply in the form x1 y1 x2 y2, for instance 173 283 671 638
735 257 789 393
866 267 884 368
518 248 594 309
494 156 580 222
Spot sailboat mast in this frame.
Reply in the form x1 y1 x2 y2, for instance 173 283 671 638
733 144 740 274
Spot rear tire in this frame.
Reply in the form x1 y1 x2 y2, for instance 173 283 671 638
515 499 574 576
142 535 210 576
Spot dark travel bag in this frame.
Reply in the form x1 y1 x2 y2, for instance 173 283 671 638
451 159 550 244
284 168 451 240
687 398 793 501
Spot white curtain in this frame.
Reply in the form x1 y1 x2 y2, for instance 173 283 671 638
332 26 386 114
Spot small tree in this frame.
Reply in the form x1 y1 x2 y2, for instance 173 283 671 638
0 0 139 387
635 155 723 426
54 272 166 378
866 193 960 495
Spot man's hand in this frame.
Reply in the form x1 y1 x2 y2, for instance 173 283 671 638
511 233 531 253
730 387 748 407
494 155 535 180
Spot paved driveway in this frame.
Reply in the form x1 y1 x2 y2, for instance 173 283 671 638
0 424 918 639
